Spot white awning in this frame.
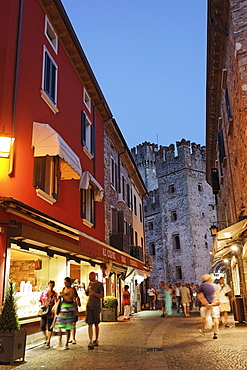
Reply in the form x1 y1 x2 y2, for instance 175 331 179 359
32 122 82 180
79 171 104 201
211 219 247 261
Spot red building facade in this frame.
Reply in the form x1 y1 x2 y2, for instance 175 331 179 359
0 0 147 327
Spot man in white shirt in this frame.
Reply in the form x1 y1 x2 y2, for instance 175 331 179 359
175 283 181 313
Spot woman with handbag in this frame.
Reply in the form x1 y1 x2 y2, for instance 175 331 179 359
39 280 58 349
55 277 76 350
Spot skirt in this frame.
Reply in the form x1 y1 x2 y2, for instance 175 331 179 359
55 302 75 330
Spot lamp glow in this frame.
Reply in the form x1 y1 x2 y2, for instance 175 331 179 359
224 259 229 263
0 135 13 158
231 245 238 251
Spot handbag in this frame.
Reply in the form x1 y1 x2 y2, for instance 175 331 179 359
38 304 51 317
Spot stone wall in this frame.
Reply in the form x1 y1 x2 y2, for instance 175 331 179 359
10 260 36 291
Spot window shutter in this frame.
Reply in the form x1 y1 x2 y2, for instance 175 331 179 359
114 162 118 190
117 211 124 233
112 208 118 233
81 111 86 146
91 124 95 157
51 63 56 103
81 189 86 219
90 188 95 225
52 156 59 200
33 157 46 190
217 130 226 163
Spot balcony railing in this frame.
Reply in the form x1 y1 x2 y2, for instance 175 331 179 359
130 245 143 261
110 234 130 254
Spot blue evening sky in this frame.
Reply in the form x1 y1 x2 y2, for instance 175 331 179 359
62 0 207 150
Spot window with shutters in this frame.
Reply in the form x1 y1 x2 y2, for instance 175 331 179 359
139 203 142 223
133 194 137 216
41 47 58 113
126 183 131 208
33 156 59 205
122 175 125 201
168 184 175 193
81 186 95 227
111 209 125 234
225 86 232 120
81 111 95 159
110 157 118 190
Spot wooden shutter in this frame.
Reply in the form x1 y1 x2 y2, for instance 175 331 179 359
81 111 86 146
117 211 124 234
81 189 86 219
217 130 226 163
33 157 46 190
52 156 59 200
90 188 95 224
91 124 95 157
112 208 118 233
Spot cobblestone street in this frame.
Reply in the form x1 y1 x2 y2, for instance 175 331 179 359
1 310 247 370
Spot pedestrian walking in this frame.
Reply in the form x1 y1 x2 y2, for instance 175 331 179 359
157 281 166 317
85 271 104 349
180 283 191 317
175 283 181 313
123 285 131 319
69 286 81 344
147 285 156 310
217 277 232 327
164 283 173 317
39 280 58 349
55 277 76 350
197 274 220 339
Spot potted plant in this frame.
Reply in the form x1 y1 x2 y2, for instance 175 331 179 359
0 280 27 365
102 296 118 322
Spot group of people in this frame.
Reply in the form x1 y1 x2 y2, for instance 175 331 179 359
147 275 233 337
39 271 104 350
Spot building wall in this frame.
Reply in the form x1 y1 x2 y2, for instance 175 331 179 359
0 0 105 241
132 140 216 287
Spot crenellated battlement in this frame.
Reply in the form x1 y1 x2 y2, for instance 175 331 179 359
131 139 206 165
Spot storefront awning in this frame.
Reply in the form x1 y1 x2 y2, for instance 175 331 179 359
32 122 82 180
211 219 247 261
79 171 104 201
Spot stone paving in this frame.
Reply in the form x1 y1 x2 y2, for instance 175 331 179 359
1 310 247 370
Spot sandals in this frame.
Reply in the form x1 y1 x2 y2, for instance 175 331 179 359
45 343 50 348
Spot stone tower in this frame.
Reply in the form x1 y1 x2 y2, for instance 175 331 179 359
131 139 216 288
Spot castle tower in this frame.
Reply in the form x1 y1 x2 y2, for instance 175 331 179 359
132 139 216 287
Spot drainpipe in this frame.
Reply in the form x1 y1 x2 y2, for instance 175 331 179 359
8 0 24 176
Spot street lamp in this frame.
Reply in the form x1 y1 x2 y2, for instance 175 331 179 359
0 129 14 158
210 224 218 236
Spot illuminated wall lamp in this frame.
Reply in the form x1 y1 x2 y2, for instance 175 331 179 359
0 133 14 158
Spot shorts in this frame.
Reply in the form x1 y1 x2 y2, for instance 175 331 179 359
159 300 165 308
182 302 190 307
40 316 54 332
149 296 154 302
220 302 231 312
200 305 220 319
86 306 101 325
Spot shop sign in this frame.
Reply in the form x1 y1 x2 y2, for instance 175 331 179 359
79 235 143 269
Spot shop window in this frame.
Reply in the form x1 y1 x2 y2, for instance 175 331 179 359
81 186 95 227
33 155 59 204
41 48 58 113
83 88 91 112
173 234 180 250
171 211 177 221
81 111 95 159
150 243 155 256
176 266 182 280
45 16 58 52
